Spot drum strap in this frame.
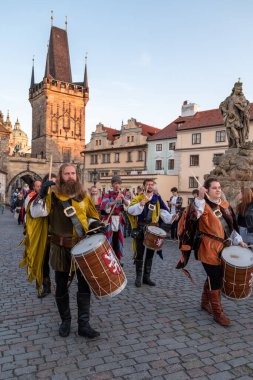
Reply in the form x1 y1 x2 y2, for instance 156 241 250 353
61 200 85 237
199 231 231 247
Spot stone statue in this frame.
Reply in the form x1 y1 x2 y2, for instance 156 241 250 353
219 80 250 148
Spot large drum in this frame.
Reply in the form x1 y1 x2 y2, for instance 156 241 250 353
221 245 253 300
143 226 167 250
71 234 127 298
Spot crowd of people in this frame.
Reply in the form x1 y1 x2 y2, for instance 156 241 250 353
5 163 251 339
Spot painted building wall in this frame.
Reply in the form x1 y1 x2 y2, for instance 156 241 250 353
147 138 179 175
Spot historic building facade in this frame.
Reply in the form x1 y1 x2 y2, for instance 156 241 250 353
82 118 161 193
29 25 88 162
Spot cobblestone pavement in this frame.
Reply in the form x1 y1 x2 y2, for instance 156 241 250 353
1 210 253 380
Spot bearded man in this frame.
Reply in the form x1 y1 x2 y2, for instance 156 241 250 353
27 164 103 338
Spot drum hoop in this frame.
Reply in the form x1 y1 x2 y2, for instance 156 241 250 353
221 256 253 269
71 234 106 257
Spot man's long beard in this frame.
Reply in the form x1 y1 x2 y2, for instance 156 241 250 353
56 179 85 199
92 194 100 204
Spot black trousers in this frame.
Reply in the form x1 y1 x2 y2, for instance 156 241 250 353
43 244 51 279
55 269 90 298
135 231 155 262
202 263 222 290
171 220 178 239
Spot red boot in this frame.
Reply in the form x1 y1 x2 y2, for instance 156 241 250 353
208 289 231 326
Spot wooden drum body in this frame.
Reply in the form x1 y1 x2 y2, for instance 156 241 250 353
143 226 167 250
221 246 253 300
71 234 127 298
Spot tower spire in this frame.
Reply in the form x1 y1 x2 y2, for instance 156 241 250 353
84 52 89 92
30 55 35 88
44 42 50 78
65 15 68 31
51 10 54 27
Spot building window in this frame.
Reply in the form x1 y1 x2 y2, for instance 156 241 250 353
168 159 174 170
156 144 162 151
127 136 130 143
189 176 199 188
155 160 162 170
62 148 71 162
99 139 101 145
91 154 98 164
169 142 176 150
216 130 226 142
95 140 98 146
190 155 199 166
100 171 109 177
213 153 223 159
192 133 201 145
115 153 120 162
131 136 134 142
102 154 110 163
137 151 143 161
113 171 119 176
127 152 132 162
126 171 131 175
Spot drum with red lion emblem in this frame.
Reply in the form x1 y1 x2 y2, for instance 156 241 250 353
71 234 127 298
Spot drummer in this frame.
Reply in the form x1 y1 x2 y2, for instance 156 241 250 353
179 176 248 326
27 164 104 339
128 179 178 287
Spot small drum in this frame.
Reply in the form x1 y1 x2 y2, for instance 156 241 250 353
221 245 253 300
143 226 167 250
71 234 127 298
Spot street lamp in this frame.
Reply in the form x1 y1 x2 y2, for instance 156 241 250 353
91 168 98 186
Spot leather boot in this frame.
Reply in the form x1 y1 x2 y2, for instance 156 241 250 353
38 277 51 298
208 289 231 326
135 260 143 287
143 252 156 286
55 293 71 337
77 292 100 339
201 280 212 314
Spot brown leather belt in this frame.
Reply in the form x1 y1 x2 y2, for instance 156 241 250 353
51 235 83 248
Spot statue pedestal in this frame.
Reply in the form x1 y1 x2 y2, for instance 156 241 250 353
209 142 253 208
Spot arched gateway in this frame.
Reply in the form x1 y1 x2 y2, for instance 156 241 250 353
6 170 42 201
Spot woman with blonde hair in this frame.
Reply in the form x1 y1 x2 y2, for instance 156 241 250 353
236 187 253 244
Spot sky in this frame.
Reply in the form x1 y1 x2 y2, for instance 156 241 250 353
1 0 253 143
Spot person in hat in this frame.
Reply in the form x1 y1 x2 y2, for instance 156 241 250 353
100 176 130 264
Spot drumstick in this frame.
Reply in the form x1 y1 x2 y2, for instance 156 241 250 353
87 223 109 234
190 171 203 188
49 154 53 180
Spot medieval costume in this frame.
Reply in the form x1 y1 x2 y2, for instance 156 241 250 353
128 192 175 287
100 176 130 263
178 192 244 327
21 187 102 338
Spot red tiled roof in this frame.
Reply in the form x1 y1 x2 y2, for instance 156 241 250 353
102 126 120 141
148 121 177 141
148 103 253 141
135 122 160 136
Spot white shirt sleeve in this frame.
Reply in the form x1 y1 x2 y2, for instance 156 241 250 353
30 198 49 218
127 203 144 216
160 209 175 224
230 230 243 245
194 198 206 219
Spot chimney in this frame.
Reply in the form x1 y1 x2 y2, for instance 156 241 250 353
181 100 198 117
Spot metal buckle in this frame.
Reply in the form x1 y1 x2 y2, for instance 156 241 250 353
148 204 155 211
213 209 222 218
63 206 76 217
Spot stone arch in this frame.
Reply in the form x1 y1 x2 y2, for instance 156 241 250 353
6 170 42 202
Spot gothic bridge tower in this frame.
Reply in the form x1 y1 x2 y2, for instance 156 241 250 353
29 21 89 163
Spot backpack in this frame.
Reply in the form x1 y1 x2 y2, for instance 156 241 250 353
245 202 253 233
